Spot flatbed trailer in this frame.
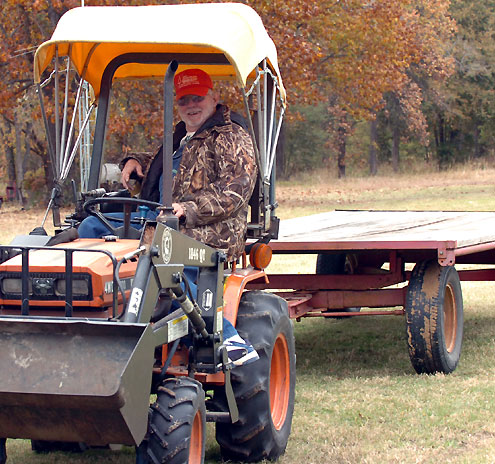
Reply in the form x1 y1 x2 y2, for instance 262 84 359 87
247 210 495 375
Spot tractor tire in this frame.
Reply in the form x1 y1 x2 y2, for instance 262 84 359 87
147 377 206 464
215 290 296 462
405 260 463 374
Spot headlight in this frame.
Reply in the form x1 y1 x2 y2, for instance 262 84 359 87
2 278 32 295
55 279 90 297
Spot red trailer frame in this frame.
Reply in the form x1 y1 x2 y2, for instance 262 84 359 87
246 210 495 374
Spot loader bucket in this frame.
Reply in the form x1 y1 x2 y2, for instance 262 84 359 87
0 317 155 446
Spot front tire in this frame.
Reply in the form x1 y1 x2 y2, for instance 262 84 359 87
215 291 296 462
405 260 463 374
147 377 206 464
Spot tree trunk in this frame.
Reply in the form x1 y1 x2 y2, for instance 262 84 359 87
4 144 17 202
0 126 16 201
436 113 451 169
14 115 27 205
369 118 378 176
336 114 348 178
473 123 481 158
337 135 346 178
392 122 400 172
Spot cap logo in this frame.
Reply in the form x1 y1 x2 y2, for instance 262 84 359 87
177 75 200 88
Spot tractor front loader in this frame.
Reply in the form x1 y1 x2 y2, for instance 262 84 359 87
0 4 295 464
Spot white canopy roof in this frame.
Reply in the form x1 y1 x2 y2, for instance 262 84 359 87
34 3 285 101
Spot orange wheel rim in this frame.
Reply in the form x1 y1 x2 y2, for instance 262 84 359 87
444 283 457 353
188 410 203 464
270 333 290 430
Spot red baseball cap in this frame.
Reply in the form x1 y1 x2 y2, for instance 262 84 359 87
174 69 213 100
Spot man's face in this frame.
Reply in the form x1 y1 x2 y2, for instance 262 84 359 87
177 91 218 132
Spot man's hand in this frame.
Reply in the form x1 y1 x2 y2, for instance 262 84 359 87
157 203 185 222
172 202 185 218
121 159 144 189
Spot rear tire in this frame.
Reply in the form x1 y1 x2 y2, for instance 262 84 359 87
147 377 206 464
215 291 296 462
405 260 463 374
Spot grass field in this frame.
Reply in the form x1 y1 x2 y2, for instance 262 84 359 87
1 163 495 463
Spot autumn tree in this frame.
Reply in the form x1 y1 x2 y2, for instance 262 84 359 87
300 0 455 176
0 0 323 201
0 1 171 203
0 1 65 203
375 1 456 172
0 0 460 197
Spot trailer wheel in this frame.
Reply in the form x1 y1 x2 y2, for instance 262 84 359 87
215 291 296 462
316 253 361 315
405 260 463 374
316 253 347 275
147 377 206 464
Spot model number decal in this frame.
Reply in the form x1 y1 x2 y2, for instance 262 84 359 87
128 288 143 315
188 247 206 263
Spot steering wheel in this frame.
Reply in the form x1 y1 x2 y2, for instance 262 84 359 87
83 196 162 239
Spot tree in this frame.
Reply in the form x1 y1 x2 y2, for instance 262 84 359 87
307 0 455 175
428 0 495 167
0 0 65 203
0 0 323 202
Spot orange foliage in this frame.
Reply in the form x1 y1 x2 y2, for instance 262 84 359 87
310 0 455 120
0 0 456 180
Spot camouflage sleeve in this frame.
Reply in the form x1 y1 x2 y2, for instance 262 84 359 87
119 151 155 173
180 128 257 228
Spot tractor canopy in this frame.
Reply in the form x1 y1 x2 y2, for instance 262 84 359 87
35 3 285 240
34 3 286 103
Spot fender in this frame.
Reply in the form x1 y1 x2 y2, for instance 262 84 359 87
223 268 269 325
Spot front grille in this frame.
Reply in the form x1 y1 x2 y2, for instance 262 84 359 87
0 272 92 301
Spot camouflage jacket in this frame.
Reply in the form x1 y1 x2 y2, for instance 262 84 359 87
122 105 257 261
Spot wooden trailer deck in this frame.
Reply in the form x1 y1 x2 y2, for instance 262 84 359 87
271 210 495 265
247 210 495 374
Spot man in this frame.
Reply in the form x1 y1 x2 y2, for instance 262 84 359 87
79 69 259 366
119 68 257 262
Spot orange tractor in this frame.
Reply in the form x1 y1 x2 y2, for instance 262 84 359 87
0 4 295 463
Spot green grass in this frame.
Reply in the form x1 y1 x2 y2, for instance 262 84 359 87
278 282 495 464
3 164 495 463
6 282 495 463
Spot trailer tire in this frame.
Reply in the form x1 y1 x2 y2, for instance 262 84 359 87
147 377 205 464
405 260 463 374
215 291 296 462
316 253 361 315
316 253 347 275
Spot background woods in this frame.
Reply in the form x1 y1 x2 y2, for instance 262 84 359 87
0 0 491 203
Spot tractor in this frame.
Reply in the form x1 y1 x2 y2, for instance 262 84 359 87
0 4 295 463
